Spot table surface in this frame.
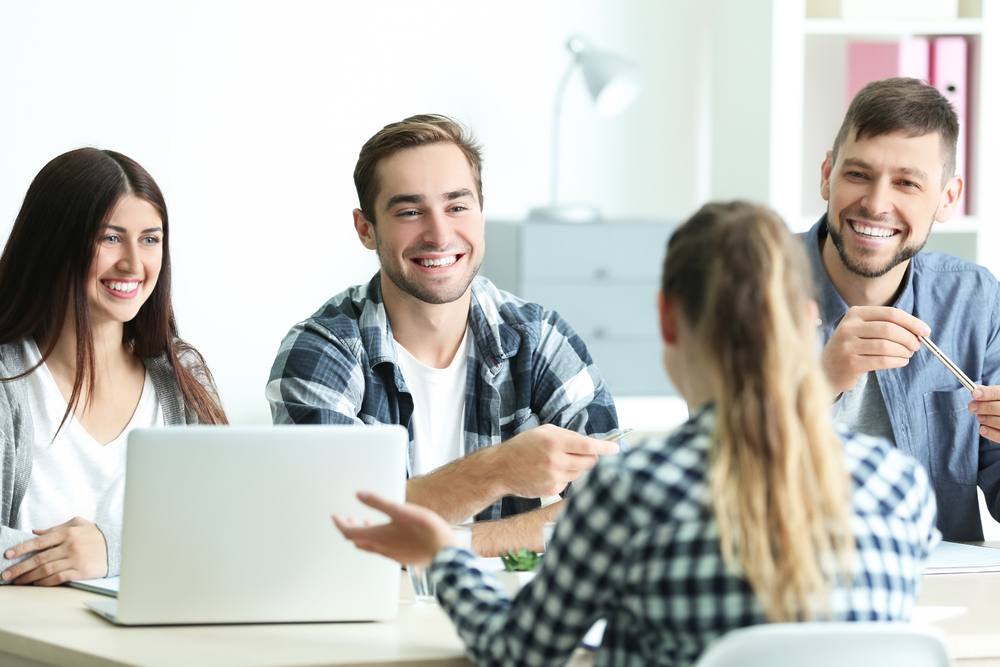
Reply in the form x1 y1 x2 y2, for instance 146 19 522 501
6 548 1000 667
0 573 472 667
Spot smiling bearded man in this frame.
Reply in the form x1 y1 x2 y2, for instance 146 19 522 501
803 77 1000 542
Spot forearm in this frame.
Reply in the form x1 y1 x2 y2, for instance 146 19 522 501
406 446 509 523
470 503 563 557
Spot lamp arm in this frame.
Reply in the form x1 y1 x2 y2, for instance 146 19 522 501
550 57 578 208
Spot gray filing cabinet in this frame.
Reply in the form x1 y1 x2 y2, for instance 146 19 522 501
481 219 678 396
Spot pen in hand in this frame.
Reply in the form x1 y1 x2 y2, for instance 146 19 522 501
919 335 976 394
601 428 633 442
539 429 631 507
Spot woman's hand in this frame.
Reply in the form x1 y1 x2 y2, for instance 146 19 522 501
2 517 109 585
333 491 459 567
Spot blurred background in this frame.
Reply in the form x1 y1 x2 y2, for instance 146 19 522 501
1 0 995 425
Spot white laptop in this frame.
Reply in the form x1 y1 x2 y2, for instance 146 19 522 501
85 424 407 625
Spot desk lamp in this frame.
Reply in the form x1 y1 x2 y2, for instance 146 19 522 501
529 35 644 223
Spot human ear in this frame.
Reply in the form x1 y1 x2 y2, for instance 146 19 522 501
658 292 679 345
353 209 378 250
820 150 834 202
934 175 965 223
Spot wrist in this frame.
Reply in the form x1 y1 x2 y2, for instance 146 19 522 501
466 444 511 499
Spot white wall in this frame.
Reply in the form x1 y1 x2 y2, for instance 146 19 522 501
0 1 708 423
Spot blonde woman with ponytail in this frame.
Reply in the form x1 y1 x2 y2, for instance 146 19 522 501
335 202 939 666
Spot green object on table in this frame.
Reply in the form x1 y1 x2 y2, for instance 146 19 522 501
499 549 542 572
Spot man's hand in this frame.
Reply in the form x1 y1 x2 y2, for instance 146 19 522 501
488 425 620 499
971 386 1000 444
821 306 931 394
2 517 108 586
334 491 457 568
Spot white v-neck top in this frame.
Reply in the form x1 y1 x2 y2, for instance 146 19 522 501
14 339 164 533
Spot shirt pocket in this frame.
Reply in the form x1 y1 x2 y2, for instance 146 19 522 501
923 387 978 484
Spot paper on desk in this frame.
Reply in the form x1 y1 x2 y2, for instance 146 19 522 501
924 541 1000 574
67 576 120 597
911 606 968 625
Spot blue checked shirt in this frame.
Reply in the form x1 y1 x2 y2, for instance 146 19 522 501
267 273 620 521
430 404 940 667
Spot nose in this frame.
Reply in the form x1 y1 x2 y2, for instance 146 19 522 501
115 240 140 273
860 178 893 217
421 209 453 247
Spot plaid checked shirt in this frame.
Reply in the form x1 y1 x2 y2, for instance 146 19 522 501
430 404 940 667
267 273 620 521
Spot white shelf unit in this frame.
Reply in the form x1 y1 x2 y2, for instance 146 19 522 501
708 0 999 278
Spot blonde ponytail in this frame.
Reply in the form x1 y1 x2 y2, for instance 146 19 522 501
663 202 853 621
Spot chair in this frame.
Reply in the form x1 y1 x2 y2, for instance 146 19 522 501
693 622 953 667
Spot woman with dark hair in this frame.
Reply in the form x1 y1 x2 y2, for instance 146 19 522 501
335 202 939 666
0 148 227 586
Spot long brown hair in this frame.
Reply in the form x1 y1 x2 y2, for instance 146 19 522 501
0 148 227 425
662 201 853 621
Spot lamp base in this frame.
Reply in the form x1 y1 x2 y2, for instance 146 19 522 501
527 204 601 223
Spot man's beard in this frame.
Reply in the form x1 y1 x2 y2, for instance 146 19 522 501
376 242 481 305
826 208 929 279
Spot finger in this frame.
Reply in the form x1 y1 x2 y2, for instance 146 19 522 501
3 530 64 561
3 540 69 582
559 436 619 457
976 414 1000 430
979 422 1000 444
552 451 601 474
973 386 1000 401
355 491 399 515
30 569 80 587
13 555 71 586
862 356 913 372
971 400 1000 417
856 307 931 337
854 322 923 352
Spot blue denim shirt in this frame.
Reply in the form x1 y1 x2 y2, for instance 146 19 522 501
804 217 1000 541
266 273 621 522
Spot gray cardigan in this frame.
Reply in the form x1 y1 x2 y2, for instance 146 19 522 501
0 341 193 581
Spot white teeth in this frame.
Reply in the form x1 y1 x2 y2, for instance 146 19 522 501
851 222 896 238
417 256 458 268
104 281 139 293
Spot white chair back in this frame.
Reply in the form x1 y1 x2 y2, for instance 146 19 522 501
694 623 953 667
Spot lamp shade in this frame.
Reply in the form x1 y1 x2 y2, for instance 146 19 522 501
578 50 644 117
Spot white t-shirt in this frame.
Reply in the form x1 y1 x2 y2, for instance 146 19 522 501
394 327 470 477
15 339 164 533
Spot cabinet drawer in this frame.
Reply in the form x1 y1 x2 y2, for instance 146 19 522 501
523 283 660 340
519 222 675 282
586 340 675 397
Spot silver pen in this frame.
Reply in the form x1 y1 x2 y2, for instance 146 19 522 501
919 335 976 394
601 428 633 442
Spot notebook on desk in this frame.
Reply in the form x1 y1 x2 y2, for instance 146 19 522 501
85 424 407 626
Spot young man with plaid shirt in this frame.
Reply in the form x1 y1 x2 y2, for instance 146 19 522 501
268 115 621 556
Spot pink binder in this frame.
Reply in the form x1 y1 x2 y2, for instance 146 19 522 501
846 38 930 110
931 37 968 216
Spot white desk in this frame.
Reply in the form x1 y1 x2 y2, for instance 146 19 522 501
0 573 472 667
4 567 1000 667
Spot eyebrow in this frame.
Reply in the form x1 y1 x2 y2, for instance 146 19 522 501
106 224 164 234
383 189 475 211
841 158 930 182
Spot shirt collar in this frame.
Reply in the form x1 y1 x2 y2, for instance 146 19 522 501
356 273 522 372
